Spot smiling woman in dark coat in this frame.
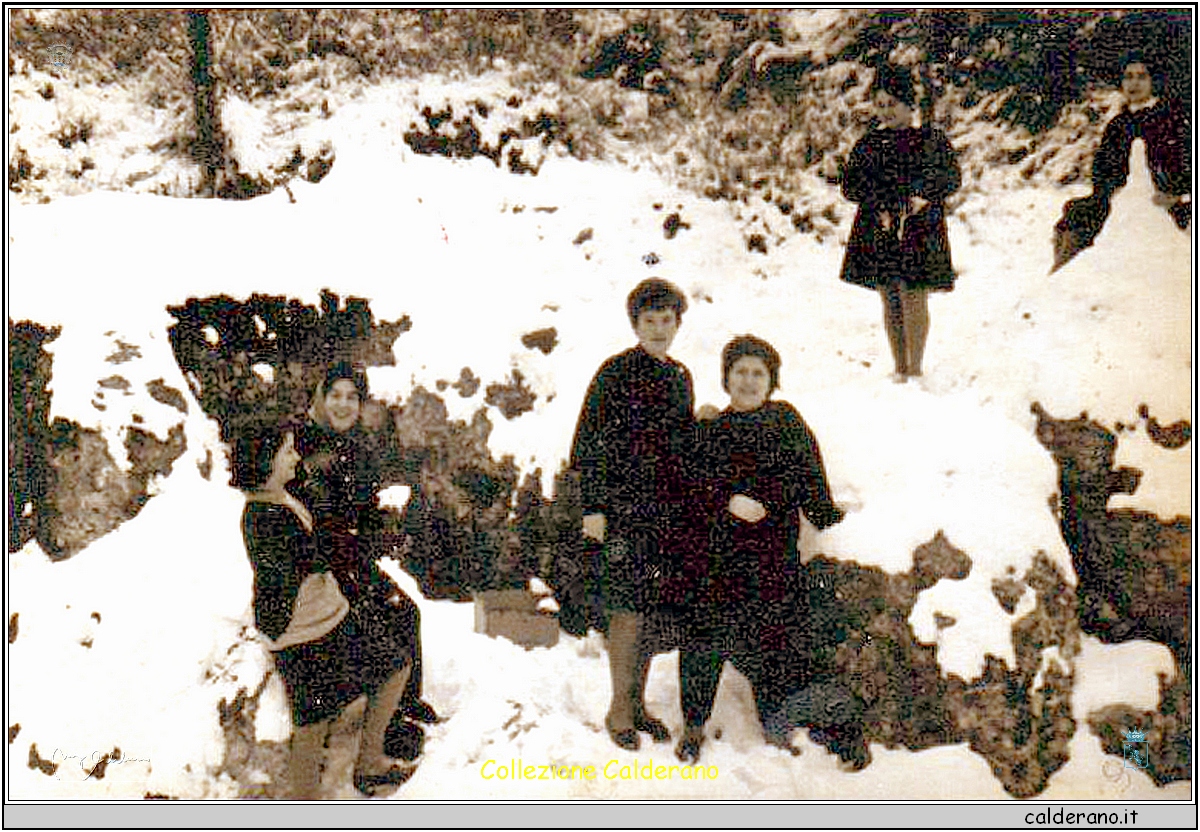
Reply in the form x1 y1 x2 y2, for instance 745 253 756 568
1055 52 1191 263
294 363 438 731
666 336 851 766
840 64 961 382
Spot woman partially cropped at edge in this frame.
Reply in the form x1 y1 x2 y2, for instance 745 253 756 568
840 63 961 383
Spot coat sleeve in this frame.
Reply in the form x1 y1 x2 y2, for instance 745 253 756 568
243 508 304 641
841 133 879 205
1173 106 1191 194
674 365 697 459
1158 101 1191 196
570 366 612 515
675 417 718 581
780 407 843 530
1176 105 1191 193
915 129 961 202
684 413 724 520
1092 112 1132 197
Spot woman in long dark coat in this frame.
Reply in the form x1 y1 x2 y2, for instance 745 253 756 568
668 336 845 765
840 65 961 382
569 279 694 751
238 421 415 797
294 364 438 777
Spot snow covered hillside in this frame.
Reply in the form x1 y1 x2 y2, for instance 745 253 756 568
7 73 1191 801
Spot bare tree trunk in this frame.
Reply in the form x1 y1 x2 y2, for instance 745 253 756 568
1044 21 1076 123
918 62 936 128
915 11 939 128
188 10 219 196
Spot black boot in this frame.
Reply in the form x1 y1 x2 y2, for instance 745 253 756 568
828 725 871 772
404 698 441 725
383 717 425 762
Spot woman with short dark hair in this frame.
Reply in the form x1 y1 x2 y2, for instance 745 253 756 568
840 64 962 382
237 420 417 798
668 335 858 767
570 278 694 750
1055 52 1191 265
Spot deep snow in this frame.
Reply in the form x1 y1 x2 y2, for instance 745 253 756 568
7 77 1192 801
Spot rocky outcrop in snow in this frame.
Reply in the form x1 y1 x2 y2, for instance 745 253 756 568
807 539 1078 798
1032 402 1191 788
1032 402 1191 666
9 321 189 559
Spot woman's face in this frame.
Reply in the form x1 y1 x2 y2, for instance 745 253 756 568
873 89 913 130
727 355 772 412
634 307 679 360
270 432 301 486
324 379 361 433
1121 62 1153 105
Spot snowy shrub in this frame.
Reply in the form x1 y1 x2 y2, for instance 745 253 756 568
8 322 59 551
1089 672 1191 787
10 9 1190 211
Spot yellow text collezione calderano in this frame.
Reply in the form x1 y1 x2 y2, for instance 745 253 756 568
480 758 719 781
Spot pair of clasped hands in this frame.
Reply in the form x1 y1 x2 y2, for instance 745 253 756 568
580 404 765 544
878 195 930 240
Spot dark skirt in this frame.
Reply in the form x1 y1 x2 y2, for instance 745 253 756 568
600 530 662 614
274 593 415 726
840 205 956 292
552 529 686 652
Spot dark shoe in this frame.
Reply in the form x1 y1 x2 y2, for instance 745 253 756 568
353 762 417 797
675 728 705 765
383 719 425 762
836 741 872 772
404 699 441 725
633 711 671 743
765 732 803 757
606 715 640 751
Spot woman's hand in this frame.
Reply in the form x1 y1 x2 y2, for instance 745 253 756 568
1152 191 1185 209
696 403 720 421
583 513 607 542
908 195 930 214
728 494 767 523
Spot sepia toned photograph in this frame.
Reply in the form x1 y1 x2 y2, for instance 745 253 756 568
5 6 1193 819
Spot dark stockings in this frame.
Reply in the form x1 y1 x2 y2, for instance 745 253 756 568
880 281 930 378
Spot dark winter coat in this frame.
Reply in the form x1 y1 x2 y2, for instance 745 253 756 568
666 400 842 617
840 126 961 291
294 417 424 711
1093 99 1190 199
569 345 695 538
242 501 337 644
295 421 389 602
565 345 695 624
1056 99 1192 253
242 499 413 726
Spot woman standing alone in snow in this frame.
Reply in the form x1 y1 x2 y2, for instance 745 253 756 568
840 64 961 382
